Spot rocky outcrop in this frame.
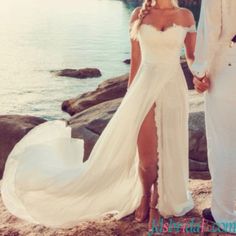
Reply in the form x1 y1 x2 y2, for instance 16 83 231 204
0 115 46 179
69 98 122 161
56 68 102 79
62 74 129 115
123 59 131 64
189 112 210 180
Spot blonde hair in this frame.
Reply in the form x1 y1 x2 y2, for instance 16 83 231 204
130 0 179 40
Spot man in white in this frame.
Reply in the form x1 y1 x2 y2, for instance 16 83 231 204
191 0 236 233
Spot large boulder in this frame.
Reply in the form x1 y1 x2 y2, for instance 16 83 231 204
188 91 208 179
0 115 46 179
62 74 129 116
69 98 122 161
189 112 210 179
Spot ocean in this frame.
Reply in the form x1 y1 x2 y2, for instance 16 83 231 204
0 0 199 120
0 0 132 120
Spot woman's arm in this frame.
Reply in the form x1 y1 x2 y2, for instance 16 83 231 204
128 8 142 88
182 9 211 93
185 32 196 67
183 9 197 67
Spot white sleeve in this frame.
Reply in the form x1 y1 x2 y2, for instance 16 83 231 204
186 24 197 33
191 0 222 78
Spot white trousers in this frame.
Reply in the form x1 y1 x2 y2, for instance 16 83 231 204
205 43 236 233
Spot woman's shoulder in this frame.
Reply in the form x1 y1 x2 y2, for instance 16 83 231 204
130 7 142 24
177 7 194 17
177 7 195 26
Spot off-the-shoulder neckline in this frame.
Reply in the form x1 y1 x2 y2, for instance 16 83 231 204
139 23 196 33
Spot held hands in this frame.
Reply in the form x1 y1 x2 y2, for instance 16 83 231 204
193 75 210 93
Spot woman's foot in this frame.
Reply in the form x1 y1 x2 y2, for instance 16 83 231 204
148 206 161 232
135 194 150 222
148 182 160 231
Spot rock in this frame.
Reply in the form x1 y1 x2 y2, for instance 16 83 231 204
190 171 211 180
62 74 128 115
56 68 102 79
0 115 46 179
123 59 130 64
189 111 208 163
69 98 122 161
188 111 210 179
189 159 208 172
181 58 194 89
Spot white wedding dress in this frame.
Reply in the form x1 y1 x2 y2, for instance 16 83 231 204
1 22 194 228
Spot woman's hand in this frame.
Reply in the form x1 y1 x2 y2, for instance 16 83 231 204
193 76 210 93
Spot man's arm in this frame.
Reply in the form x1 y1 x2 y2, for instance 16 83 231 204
191 0 222 78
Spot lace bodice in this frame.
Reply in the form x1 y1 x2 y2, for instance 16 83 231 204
135 23 195 66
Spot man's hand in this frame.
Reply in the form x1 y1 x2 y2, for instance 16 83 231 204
193 76 210 93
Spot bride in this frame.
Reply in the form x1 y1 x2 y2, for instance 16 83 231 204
1 0 196 231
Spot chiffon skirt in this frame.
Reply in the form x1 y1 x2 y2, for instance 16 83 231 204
1 61 194 228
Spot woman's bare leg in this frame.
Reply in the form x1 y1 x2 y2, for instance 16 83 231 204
135 103 159 223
